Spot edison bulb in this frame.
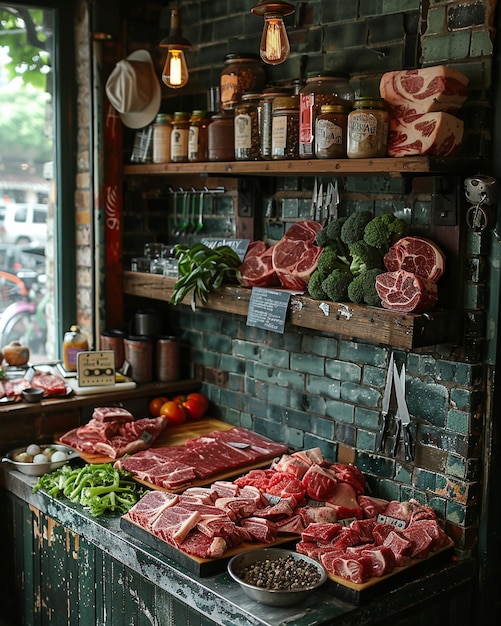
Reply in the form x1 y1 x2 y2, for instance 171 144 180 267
162 49 189 88
259 13 290 65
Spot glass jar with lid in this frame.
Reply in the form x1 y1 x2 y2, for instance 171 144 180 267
347 97 389 158
299 72 354 159
220 53 266 111
152 114 172 163
208 113 235 161
271 95 299 160
170 111 190 163
234 92 262 161
315 104 348 159
188 110 209 162
259 86 292 160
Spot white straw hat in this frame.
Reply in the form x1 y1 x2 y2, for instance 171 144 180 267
105 49 161 129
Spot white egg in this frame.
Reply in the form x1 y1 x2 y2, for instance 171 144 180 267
33 454 49 464
26 444 41 456
50 451 68 463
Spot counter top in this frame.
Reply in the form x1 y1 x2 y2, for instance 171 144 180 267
0 468 476 626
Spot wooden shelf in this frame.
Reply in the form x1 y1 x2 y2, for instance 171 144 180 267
123 271 461 350
123 156 485 178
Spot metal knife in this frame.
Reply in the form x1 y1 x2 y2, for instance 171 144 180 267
310 177 318 220
393 363 414 462
322 183 332 226
375 352 394 452
330 179 339 221
316 182 323 222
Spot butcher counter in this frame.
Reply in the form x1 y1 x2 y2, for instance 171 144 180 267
1 468 475 625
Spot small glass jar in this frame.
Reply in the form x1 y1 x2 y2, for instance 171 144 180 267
234 92 261 161
271 95 299 160
220 53 266 111
315 104 348 159
170 111 190 163
188 110 209 162
208 113 235 161
152 114 172 163
299 73 354 159
347 97 389 158
259 87 292 160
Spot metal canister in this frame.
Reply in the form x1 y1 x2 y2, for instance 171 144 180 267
220 53 266 111
347 97 389 158
152 114 172 163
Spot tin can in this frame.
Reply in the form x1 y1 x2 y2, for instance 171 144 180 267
271 95 299 160
347 97 389 158
208 113 235 161
299 73 353 159
234 92 261 161
170 111 190 163
315 104 348 159
156 336 180 382
152 114 172 163
188 110 209 162
220 53 266 111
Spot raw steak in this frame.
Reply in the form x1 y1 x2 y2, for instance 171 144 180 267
271 220 323 290
357 495 389 519
375 269 439 313
179 529 228 558
384 236 445 283
302 464 338 501
238 241 280 288
387 112 464 157
380 65 468 117
126 491 179 528
240 517 278 543
151 505 201 545
92 406 134 422
322 553 373 584
30 372 67 396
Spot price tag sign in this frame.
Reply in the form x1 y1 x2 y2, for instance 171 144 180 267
77 351 116 387
246 287 291 334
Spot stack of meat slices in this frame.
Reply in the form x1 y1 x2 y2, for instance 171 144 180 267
380 65 468 157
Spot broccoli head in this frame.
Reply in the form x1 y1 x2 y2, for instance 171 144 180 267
340 210 373 244
348 240 384 276
307 269 329 300
317 244 351 275
363 213 407 253
325 216 347 241
347 268 384 307
321 268 353 302
315 227 331 248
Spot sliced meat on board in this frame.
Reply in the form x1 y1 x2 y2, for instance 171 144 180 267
375 269 439 313
387 112 464 157
384 236 446 282
238 241 280 288
271 220 323 290
379 65 468 117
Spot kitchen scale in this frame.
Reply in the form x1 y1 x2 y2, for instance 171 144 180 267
67 351 136 395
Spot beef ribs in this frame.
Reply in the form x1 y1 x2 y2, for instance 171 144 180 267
271 220 323 290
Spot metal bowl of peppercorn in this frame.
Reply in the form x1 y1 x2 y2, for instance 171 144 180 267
227 548 327 607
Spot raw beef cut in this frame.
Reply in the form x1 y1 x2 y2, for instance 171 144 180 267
92 406 135 422
271 220 323 290
240 517 278 543
384 236 445 283
179 529 228 558
126 491 179 528
375 269 438 313
238 241 280 288
30 372 68 396
358 495 389 519
322 554 373 584
302 464 338 501
380 66 468 117
387 112 464 157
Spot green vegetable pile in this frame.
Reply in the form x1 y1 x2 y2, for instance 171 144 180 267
170 243 242 310
308 211 407 306
33 462 144 517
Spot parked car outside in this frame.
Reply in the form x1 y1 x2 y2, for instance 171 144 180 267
0 202 48 247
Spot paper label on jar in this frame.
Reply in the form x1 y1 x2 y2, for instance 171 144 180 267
221 74 239 106
171 128 189 158
316 119 343 149
188 126 200 154
271 115 288 149
234 113 252 149
299 93 314 144
348 112 379 143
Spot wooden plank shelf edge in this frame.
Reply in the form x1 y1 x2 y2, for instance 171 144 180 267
123 271 461 349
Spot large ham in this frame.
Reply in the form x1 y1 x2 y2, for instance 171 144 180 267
387 112 464 157
271 220 323 290
375 269 439 313
380 65 469 117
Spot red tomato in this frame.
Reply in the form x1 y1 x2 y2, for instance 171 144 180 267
148 396 168 417
159 400 187 425
173 392 209 420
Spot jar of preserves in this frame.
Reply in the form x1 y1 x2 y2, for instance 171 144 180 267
170 111 190 163
188 110 209 162
152 114 172 163
347 97 389 158
271 95 299 160
63 325 89 372
220 53 266 111
315 104 348 159
234 92 261 161
208 113 235 161
259 86 292 160
299 73 354 159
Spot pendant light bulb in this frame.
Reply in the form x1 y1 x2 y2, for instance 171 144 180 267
260 13 290 65
251 0 295 65
160 6 191 89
